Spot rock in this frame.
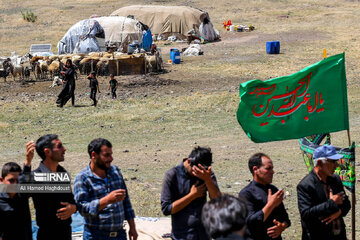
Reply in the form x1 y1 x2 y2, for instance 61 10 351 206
123 149 129 153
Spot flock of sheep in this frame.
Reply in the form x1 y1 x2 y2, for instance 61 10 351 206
0 50 162 83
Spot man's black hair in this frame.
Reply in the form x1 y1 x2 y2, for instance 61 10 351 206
202 194 248 238
248 152 269 175
88 138 112 158
35 134 58 160
1 162 21 178
186 146 212 168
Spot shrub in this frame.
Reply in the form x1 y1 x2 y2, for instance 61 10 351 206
21 10 37 23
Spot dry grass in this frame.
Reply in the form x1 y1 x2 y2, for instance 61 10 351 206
1 0 360 239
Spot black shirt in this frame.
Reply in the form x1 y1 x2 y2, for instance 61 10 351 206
0 192 32 240
161 162 218 240
88 77 98 89
23 163 75 233
239 180 291 240
109 79 118 89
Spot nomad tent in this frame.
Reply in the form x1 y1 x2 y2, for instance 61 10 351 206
58 19 105 54
111 5 219 41
58 16 150 54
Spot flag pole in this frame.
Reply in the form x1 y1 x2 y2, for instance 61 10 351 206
348 129 356 240
323 49 355 240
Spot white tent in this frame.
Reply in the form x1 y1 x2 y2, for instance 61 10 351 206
58 16 147 54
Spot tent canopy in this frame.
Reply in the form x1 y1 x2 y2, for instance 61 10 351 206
58 16 146 54
111 5 219 41
58 19 105 54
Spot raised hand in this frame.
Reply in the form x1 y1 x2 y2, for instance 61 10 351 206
106 189 126 204
25 140 36 166
191 164 212 182
267 189 284 208
190 181 206 199
330 189 345 205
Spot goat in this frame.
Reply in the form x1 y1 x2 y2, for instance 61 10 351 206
49 76 63 88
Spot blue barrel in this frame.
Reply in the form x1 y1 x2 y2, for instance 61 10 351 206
170 48 181 64
266 41 280 54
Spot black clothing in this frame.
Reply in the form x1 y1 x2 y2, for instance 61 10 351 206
0 192 32 240
239 180 291 240
161 162 218 240
23 163 75 240
216 233 244 240
297 170 350 240
89 77 98 106
89 77 98 90
109 79 117 89
57 66 76 107
109 79 117 98
90 88 97 106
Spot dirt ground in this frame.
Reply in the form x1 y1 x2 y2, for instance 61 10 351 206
1 0 360 239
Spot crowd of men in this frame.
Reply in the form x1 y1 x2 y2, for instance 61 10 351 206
0 134 350 240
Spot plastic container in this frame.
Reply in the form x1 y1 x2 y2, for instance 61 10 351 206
229 25 235 31
170 48 181 64
266 41 280 54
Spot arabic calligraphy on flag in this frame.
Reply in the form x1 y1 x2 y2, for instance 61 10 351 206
237 53 349 143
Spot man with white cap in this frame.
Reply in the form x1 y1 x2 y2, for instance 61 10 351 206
297 145 351 240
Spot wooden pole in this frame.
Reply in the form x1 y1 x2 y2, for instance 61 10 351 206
347 129 356 240
324 50 355 240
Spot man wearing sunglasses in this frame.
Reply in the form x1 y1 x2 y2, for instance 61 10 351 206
297 145 351 240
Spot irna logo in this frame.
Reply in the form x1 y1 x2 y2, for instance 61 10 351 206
34 172 71 182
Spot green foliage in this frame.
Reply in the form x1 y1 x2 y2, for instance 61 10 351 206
21 10 37 22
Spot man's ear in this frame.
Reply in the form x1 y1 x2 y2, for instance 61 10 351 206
91 151 96 160
253 166 258 173
44 148 51 157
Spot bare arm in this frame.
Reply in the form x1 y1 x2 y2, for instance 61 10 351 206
263 189 284 221
98 189 126 211
127 219 138 240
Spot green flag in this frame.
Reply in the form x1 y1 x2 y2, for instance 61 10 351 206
237 53 349 143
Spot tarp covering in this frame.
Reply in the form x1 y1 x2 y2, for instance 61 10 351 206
111 5 219 41
58 19 105 54
92 16 144 51
58 16 147 54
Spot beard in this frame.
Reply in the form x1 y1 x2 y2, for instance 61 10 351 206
95 158 109 170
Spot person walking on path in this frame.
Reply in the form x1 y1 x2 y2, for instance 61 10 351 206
56 59 76 107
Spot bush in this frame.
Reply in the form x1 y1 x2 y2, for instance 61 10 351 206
21 10 37 23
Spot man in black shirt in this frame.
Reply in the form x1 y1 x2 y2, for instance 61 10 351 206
239 153 290 240
88 72 100 107
24 135 76 240
297 145 350 240
161 146 221 240
0 162 32 240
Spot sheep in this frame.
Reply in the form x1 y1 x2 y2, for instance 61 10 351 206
39 60 49 80
96 58 110 76
79 57 100 75
48 60 61 79
34 62 41 80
